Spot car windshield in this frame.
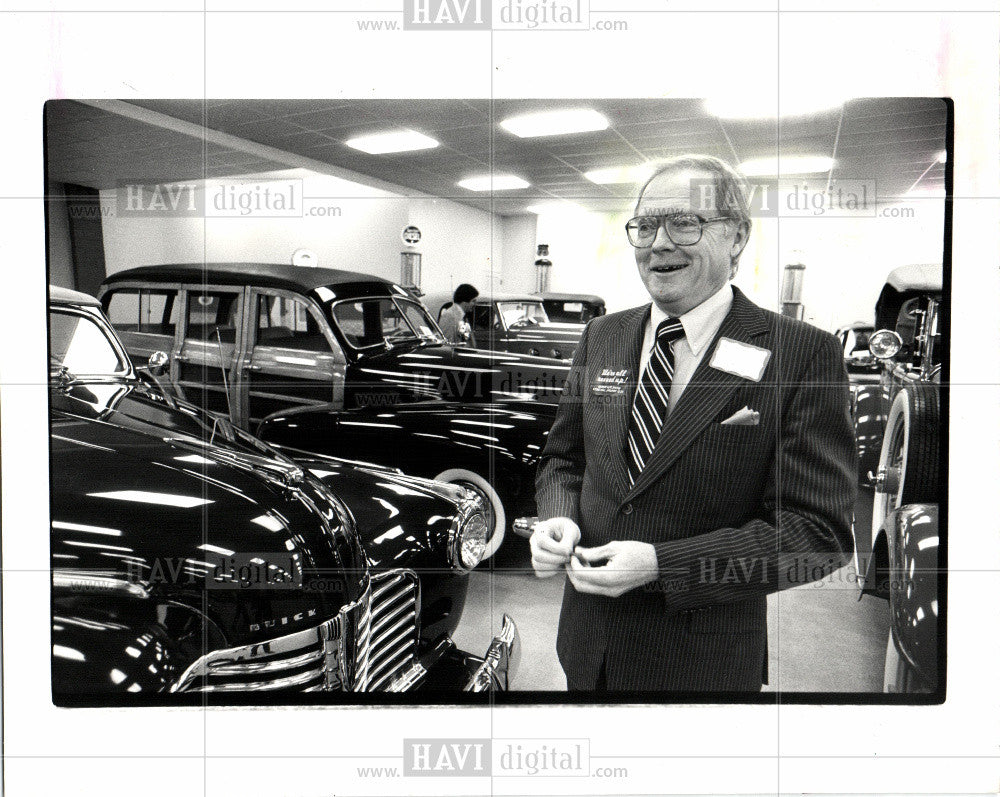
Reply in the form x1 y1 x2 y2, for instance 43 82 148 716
49 309 128 377
328 295 443 349
396 299 444 341
497 301 548 327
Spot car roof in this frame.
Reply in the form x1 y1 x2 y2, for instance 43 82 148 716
885 263 943 292
102 262 401 296
487 293 547 303
49 285 101 307
836 321 874 332
538 292 605 304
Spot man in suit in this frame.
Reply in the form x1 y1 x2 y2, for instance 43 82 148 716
531 155 857 691
438 283 479 345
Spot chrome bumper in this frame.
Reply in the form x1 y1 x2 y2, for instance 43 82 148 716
464 614 520 692
380 614 520 692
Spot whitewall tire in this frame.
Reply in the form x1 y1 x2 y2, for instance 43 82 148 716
433 468 506 561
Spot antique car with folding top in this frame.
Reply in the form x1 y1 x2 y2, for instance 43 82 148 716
537 292 606 324
49 286 518 703
465 293 586 360
98 263 569 558
851 263 943 693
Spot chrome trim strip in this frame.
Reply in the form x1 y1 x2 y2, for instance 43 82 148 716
382 662 426 692
189 664 326 693
371 572 408 604
171 568 420 694
207 648 324 676
370 654 417 690
370 611 416 655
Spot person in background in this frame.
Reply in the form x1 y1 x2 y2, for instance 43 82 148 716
438 283 479 345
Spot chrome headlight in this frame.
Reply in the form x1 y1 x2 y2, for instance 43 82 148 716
449 495 488 571
869 329 902 359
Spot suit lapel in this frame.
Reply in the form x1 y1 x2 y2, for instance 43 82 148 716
627 288 771 499
602 305 649 497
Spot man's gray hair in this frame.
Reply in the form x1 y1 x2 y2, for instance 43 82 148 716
636 155 752 273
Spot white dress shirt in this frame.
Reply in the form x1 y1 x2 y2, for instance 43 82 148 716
639 282 734 414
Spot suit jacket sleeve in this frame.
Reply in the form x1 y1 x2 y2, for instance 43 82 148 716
652 333 858 610
534 322 590 523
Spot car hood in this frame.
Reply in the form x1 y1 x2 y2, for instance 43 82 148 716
50 380 367 609
290 455 469 570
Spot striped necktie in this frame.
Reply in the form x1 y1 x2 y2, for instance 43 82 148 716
626 318 685 486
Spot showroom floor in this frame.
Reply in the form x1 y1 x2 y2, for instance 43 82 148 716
452 490 889 693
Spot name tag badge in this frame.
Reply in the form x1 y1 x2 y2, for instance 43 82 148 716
709 338 771 382
592 367 628 395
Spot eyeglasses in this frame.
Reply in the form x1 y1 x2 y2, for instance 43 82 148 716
625 213 731 248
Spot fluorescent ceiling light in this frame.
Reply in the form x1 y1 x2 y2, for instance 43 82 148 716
738 156 834 176
458 175 530 191
345 129 439 155
526 201 587 215
584 163 655 185
705 96 845 119
500 108 609 138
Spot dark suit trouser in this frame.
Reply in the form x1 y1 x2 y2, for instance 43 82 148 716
557 583 768 692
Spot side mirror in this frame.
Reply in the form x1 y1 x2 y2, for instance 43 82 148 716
869 329 902 360
148 350 169 376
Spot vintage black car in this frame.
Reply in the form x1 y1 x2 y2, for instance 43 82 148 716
836 321 882 481
50 286 518 703
537 292 606 324
98 264 568 559
851 263 944 693
466 293 585 361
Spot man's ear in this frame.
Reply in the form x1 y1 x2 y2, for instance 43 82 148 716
730 220 750 261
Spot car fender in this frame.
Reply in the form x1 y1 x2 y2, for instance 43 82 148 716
51 596 222 704
864 504 939 686
259 400 555 498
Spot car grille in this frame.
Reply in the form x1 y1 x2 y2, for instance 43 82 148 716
171 569 419 693
357 569 420 690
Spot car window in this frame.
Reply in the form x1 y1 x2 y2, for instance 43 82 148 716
254 293 333 352
497 301 548 327
471 305 492 331
50 310 127 376
851 329 872 353
106 289 179 335
330 298 418 348
397 299 441 339
895 297 922 348
184 290 240 345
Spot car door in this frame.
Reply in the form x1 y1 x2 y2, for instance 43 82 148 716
175 285 244 421
103 285 182 379
470 304 497 351
242 288 347 428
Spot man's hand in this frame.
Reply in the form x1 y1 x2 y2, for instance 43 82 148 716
530 517 582 578
566 541 659 597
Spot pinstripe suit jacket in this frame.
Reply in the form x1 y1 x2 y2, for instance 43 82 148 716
535 287 857 691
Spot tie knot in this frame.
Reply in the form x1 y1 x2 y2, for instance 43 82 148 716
655 318 685 345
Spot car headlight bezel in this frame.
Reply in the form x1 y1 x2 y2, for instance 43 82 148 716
448 493 489 571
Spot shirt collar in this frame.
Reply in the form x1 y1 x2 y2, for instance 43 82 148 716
649 282 734 357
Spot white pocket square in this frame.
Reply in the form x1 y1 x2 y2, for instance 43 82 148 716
720 406 760 426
